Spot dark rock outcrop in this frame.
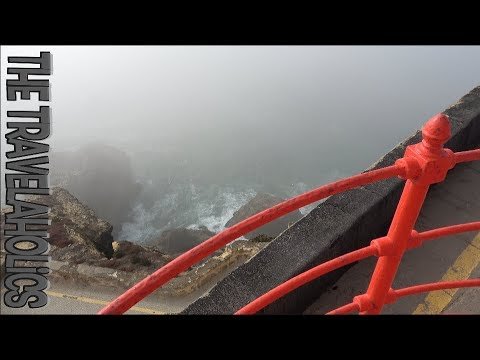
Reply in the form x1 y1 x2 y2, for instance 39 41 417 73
225 193 303 239
95 241 172 272
149 226 215 255
25 187 171 271
29 187 114 262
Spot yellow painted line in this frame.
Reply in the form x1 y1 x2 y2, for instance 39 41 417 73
413 232 480 314
46 290 163 315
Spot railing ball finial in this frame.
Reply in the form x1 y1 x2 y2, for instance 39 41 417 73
421 113 451 153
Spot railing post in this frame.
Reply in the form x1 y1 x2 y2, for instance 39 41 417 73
360 114 455 314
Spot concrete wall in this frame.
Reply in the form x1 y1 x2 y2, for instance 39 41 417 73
182 86 480 314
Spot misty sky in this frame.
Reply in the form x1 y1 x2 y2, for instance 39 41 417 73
2 46 480 189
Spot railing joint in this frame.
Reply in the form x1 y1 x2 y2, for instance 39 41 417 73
408 229 422 249
353 294 375 313
385 288 398 304
371 236 402 257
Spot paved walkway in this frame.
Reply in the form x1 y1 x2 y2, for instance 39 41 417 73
305 159 480 314
0 282 171 315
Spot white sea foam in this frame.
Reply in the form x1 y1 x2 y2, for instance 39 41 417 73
118 202 160 244
118 185 256 244
195 188 256 233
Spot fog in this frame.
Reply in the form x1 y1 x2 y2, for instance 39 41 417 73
2 46 480 242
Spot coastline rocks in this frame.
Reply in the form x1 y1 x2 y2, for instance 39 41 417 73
32 187 114 261
225 193 302 239
94 240 172 272
0 188 275 299
149 226 215 255
26 187 172 272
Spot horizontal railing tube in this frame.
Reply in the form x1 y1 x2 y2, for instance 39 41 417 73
391 279 480 300
235 245 377 315
415 222 480 243
454 148 480 164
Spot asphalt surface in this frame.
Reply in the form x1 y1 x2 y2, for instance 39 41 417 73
0 282 174 315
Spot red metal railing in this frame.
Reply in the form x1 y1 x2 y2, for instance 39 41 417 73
99 113 480 315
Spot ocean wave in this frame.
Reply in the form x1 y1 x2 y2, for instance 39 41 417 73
118 185 256 243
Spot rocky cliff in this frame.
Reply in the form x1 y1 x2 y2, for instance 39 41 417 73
149 226 215 255
23 187 171 271
1 187 270 300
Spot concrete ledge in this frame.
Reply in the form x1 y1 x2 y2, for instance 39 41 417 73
182 86 480 314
